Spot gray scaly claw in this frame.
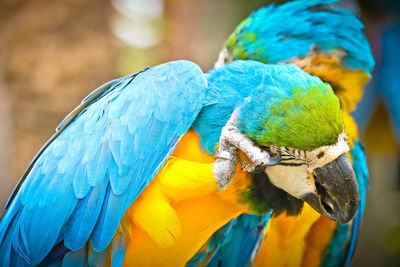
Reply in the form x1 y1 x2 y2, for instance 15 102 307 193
243 153 282 174
213 110 281 190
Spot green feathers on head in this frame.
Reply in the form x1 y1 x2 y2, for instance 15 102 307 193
237 63 343 151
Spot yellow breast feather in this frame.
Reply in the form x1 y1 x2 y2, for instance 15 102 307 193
119 130 251 266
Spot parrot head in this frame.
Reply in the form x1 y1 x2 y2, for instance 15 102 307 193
195 60 360 223
233 62 358 223
216 0 375 112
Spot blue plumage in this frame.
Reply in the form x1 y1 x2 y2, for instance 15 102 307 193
194 60 270 153
0 53 369 266
61 246 87 267
345 141 369 266
87 249 107 267
225 0 374 73
111 235 127 267
187 214 270 267
206 214 270 267
207 1 374 266
193 61 322 153
0 60 207 266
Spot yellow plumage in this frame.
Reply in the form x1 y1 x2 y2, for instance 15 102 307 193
302 217 338 267
109 57 368 266
158 157 218 201
130 184 181 248
293 53 370 112
255 204 321 267
120 131 250 266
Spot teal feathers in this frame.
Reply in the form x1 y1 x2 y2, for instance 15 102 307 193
205 1 374 266
0 60 208 266
194 61 343 153
236 63 342 150
1 59 349 266
187 214 270 267
223 0 374 73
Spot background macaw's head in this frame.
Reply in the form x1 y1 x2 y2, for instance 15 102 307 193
218 0 374 113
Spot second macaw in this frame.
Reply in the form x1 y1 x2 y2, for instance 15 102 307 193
0 59 359 266
192 0 374 266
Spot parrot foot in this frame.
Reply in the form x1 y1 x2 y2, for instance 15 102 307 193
213 110 280 190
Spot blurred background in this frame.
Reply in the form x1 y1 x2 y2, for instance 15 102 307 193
0 0 398 266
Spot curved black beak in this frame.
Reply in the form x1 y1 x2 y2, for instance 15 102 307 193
303 153 359 223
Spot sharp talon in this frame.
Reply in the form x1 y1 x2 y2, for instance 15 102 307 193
264 152 281 166
215 109 281 182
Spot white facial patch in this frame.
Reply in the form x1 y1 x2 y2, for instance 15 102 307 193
265 164 316 199
268 132 350 170
264 132 350 199
305 132 350 170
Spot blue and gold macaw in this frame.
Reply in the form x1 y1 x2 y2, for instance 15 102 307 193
0 59 360 266
192 0 374 266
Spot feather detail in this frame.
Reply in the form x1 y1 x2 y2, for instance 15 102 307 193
130 185 181 247
0 60 207 265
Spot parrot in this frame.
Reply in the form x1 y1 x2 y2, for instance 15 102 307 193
0 59 360 266
190 0 375 266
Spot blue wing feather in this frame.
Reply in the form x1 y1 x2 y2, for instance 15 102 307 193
110 234 126 267
344 141 369 266
188 214 270 267
226 0 374 73
61 246 87 267
207 214 270 267
0 60 207 266
87 249 106 267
